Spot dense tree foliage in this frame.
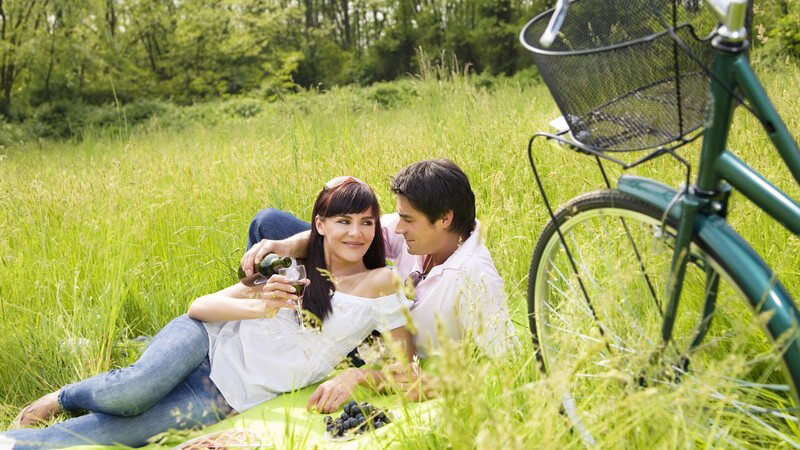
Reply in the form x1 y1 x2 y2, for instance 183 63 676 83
0 0 796 121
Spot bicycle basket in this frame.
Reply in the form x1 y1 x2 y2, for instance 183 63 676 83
520 0 719 152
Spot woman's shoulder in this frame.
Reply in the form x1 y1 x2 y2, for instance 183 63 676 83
353 267 402 299
368 266 401 287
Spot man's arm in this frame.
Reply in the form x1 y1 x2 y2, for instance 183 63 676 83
306 327 414 413
241 230 311 276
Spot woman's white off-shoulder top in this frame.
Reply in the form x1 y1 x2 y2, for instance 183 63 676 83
204 290 411 412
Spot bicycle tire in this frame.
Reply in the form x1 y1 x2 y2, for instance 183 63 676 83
529 189 800 445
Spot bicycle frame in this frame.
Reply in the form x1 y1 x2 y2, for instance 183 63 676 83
630 39 800 376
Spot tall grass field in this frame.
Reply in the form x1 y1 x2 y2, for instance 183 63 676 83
2 65 800 448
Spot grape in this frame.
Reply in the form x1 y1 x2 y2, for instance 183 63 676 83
327 401 392 437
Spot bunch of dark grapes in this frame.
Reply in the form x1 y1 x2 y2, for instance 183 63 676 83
324 400 391 438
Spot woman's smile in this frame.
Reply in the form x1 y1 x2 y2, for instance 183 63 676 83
317 210 378 270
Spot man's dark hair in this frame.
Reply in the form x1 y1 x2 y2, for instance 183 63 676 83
390 159 476 238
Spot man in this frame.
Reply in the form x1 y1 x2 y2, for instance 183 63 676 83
241 159 517 411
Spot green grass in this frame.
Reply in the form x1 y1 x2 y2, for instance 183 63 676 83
1 65 800 447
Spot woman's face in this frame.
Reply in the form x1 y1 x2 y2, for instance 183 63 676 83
316 208 377 264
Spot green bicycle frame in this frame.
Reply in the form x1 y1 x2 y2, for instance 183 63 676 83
620 41 800 387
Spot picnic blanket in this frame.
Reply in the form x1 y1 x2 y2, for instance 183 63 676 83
66 384 440 449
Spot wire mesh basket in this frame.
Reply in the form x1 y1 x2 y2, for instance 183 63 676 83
520 0 720 152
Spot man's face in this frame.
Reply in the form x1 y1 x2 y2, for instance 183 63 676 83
394 195 447 255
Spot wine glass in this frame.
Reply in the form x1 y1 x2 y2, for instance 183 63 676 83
277 265 310 330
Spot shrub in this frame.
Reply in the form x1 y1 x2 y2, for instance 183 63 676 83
33 100 90 138
771 13 800 60
366 81 418 108
221 98 264 118
123 100 170 125
0 117 37 147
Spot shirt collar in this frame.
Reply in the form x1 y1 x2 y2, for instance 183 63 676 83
420 220 481 279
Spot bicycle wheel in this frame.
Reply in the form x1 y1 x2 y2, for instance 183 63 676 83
529 189 800 446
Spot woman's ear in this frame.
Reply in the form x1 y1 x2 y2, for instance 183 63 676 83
315 215 326 236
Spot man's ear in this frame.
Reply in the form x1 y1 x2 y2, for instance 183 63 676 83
315 215 326 236
440 210 454 231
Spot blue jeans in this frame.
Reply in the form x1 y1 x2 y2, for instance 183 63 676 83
247 208 311 249
2 315 232 449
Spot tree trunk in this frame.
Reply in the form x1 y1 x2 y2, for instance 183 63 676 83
2 63 14 117
341 0 351 49
303 0 314 29
106 0 116 37
43 7 61 101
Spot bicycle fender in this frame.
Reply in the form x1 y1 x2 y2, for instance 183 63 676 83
618 174 800 392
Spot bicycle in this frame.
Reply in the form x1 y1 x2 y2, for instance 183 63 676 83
520 0 800 445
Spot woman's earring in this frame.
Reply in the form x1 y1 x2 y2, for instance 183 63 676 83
457 235 463 247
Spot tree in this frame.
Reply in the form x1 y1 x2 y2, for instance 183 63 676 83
0 0 51 117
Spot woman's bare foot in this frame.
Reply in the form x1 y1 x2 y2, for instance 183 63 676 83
11 390 61 427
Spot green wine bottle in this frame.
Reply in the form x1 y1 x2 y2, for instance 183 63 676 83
238 253 293 284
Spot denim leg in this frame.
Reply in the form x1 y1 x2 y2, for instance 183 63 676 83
247 208 311 250
58 314 209 417
1 358 231 450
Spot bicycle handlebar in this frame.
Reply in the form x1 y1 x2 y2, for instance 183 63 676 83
536 0 750 48
706 0 749 41
539 0 569 48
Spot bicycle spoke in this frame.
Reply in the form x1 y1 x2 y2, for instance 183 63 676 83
547 261 624 346
721 378 791 392
619 216 663 316
545 322 635 354
541 295 577 328
692 418 746 450
544 278 627 353
721 397 800 448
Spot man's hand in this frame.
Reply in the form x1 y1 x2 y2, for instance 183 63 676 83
387 361 436 402
306 368 363 413
241 239 280 277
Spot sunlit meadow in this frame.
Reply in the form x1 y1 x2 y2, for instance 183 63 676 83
1 64 800 447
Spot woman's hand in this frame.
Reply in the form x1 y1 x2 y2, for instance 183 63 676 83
255 274 306 302
306 368 364 413
187 279 302 322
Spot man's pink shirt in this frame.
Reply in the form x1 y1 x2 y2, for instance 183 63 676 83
381 213 517 358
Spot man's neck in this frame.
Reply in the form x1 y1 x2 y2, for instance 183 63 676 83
427 233 462 269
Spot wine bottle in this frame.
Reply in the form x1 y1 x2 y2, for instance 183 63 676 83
238 253 293 285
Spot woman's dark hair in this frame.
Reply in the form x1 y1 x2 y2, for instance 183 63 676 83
303 178 385 322
390 158 476 238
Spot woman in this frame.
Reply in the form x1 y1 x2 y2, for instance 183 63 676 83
1 177 414 449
